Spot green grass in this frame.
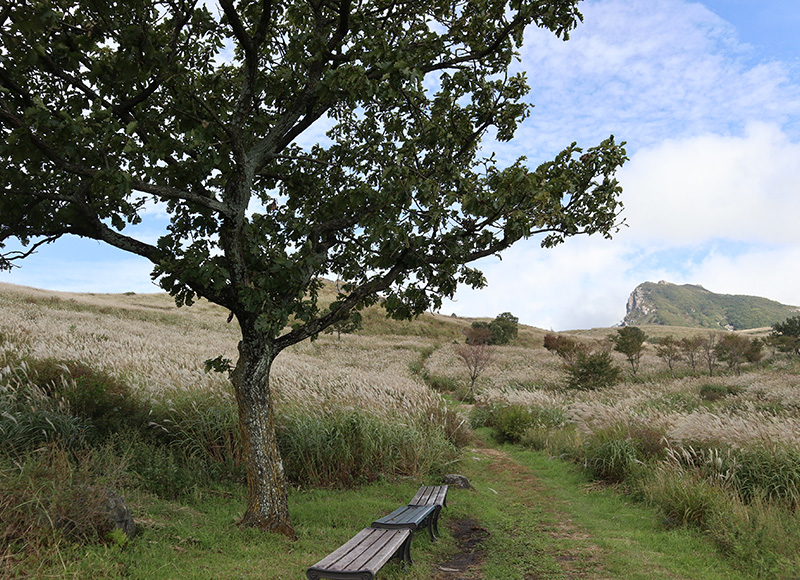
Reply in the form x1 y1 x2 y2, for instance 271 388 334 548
30 479 452 580
2 429 780 580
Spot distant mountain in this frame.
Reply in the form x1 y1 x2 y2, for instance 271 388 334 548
623 281 800 330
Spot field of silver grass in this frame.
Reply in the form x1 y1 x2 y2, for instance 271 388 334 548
4 282 799 450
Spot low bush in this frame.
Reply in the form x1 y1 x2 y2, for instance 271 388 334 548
583 429 641 483
471 403 568 445
491 404 536 443
0 444 131 565
567 351 621 390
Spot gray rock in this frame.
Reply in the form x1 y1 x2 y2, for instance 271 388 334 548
99 488 136 540
443 474 472 489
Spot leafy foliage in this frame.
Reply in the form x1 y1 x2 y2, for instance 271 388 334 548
543 332 587 366
610 326 647 376
772 316 800 355
714 334 763 376
653 335 682 378
566 350 621 390
470 312 518 345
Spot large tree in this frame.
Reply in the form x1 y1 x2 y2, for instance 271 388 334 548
0 0 626 535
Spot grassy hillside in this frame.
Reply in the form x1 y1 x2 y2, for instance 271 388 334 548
624 281 799 330
4 281 800 578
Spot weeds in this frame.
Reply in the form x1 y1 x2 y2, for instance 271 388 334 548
277 408 459 487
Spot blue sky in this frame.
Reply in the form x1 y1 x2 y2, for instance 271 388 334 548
3 0 800 330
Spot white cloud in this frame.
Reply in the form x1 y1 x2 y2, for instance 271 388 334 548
680 245 800 308
443 237 638 330
618 122 800 245
499 0 800 166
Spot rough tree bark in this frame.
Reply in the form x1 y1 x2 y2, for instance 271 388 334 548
230 329 294 537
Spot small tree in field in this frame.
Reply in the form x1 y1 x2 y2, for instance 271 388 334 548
611 327 647 377
471 312 519 345
772 316 800 355
715 334 763 376
544 333 619 390
680 335 704 373
0 0 626 535
567 351 621 390
455 327 495 401
700 333 720 376
653 335 682 378
489 312 519 345
543 333 587 367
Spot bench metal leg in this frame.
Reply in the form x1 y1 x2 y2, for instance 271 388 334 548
431 506 441 538
402 535 413 566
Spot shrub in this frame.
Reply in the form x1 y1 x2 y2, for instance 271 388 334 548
0 444 131 560
566 351 621 390
583 429 640 483
543 333 586 366
772 316 800 355
491 404 536 444
470 312 518 345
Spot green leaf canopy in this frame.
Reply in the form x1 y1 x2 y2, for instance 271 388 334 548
1 0 627 349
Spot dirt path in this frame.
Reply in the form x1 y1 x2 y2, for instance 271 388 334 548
433 447 608 580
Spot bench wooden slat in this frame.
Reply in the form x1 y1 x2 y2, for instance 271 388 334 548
306 527 410 580
409 484 448 507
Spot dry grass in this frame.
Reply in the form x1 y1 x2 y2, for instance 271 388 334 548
3 281 798 450
0 283 448 422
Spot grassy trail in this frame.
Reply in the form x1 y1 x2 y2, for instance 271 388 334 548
443 435 753 580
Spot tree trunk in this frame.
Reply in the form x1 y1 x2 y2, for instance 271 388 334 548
230 332 295 538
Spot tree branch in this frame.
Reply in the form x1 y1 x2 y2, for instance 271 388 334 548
0 235 62 271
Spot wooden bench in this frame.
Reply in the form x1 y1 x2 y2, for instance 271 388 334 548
307 485 449 580
306 527 411 580
408 485 448 537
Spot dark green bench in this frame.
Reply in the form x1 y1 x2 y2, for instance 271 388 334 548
408 485 448 537
371 504 438 562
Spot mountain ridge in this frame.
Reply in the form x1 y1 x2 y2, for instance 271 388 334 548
623 281 799 330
